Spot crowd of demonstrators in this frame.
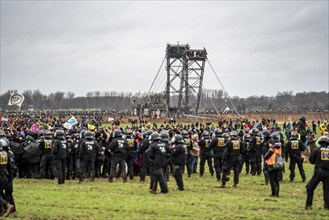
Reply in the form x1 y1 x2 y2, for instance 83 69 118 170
0 112 329 216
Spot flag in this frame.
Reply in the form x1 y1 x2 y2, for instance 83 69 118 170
87 124 96 130
63 122 73 130
8 93 25 107
67 116 78 126
30 123 40 134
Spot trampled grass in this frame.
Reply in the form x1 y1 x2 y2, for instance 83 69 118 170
10 163 329 219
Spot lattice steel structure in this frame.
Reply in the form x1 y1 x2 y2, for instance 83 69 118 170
166 43 207 114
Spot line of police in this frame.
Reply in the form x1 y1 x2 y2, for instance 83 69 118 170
0 117 328 212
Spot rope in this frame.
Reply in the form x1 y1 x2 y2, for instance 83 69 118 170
206 59 241 117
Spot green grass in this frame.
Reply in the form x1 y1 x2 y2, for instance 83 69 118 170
10 163 328 219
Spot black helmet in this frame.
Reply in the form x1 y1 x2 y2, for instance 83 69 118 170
125 129 132 137
150 133 161 142
300 116 306 123
230 131 238 139
202 131 210 138
318 136 329 145
173 135 184 144
271 131 281 142
113 130 122 138
160 131 170 142
243 133 251 141
0 130 6 138
214 129 222 137
262 130 270 140
55 130 65 139
223 133 230 139
45 130 53 139
80 130 87 138
251 128 259 135
181 130 189 138
143 130 153 139
85 131 93 139
290 131 298 140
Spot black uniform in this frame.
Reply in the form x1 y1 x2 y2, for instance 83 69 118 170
108 137 128 182
2 145 16 213
39 137 56 179
240 138 251 175
199 137 214 177
210 135 226 181
286 138 306 182
139 139 150 182
52 137 67 184
221 138 245 187
0 147 14 216
172 142 186 190
249 134 262 175
148 141 170 193
126 136 137 180
305 140 329 209
78 137 101 182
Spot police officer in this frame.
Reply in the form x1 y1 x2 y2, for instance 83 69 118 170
0 141 14 217
78 131 101 183
210 129 226 181
65 135 74 180
249 128 262 176
52 130 67 184
199 131 214 177
39 130 56 179
125 129 137 180
138 130 153 183
221 131 245 188
286 131 306 182
240 133 251 175
264 139 282 197
171 135 186 191
262 130 271 185
0 139 16 216
108 130 129 183
148 133 171 193
305 136 329 210
181 130 192 178
160 130 173 181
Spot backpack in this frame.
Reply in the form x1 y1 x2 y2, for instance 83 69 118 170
273 154 284 170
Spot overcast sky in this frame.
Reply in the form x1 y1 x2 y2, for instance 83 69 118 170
1 1 328 98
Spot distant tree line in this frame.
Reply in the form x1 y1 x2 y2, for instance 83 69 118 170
0 89 328 113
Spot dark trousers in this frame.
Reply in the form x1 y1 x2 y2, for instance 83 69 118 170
79 158 95 181
269 169 279 196
214 156 224 181
289 158 306 181
39 155 56 179
152 166 168 193
306 169 329 208
109 157 127 182
200 154 214 176
126 155 134 179
173 165 184 190
55 159 66 184
139 155 149 181
29 163 40 178
250 154 262 175
66 156 74 179
222 159 240 186
0 175 8 207
240 155 250 174
3 179 15 211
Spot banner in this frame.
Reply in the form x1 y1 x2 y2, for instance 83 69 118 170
87 123 96 130
8 93 25 107
63 122 73 130
108 117 115 122
67 116 78 126
30 123 40 134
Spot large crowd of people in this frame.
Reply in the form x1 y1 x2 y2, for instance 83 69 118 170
0 112 329 217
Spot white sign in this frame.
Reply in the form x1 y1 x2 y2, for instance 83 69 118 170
8 93 25 107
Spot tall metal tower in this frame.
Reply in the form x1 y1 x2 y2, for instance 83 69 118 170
166 43 207 114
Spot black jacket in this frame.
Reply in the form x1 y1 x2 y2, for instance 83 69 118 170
172 143 186 165
148 141 171 167
52 138 67 160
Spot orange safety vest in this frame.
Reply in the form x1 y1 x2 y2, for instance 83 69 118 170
266 148 282 166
